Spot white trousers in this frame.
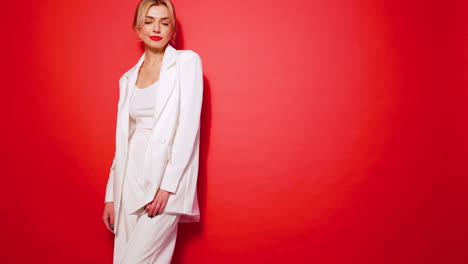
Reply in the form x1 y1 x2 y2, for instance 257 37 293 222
114 128 181 264
113 207 180 264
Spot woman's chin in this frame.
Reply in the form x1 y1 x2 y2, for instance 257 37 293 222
143 39 166 46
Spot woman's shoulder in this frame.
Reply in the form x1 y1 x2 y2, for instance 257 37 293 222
119 66 134 82
119 71 130 82
177 49 201 62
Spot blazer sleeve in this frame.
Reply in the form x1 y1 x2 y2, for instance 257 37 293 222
159 52 203 194
104 75 124 203
104 153 116 203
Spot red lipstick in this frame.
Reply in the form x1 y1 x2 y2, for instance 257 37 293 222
150 36 162 41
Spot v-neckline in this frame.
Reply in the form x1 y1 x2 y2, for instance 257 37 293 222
135 80 159 90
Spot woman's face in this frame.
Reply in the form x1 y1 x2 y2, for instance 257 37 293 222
136 5 173 50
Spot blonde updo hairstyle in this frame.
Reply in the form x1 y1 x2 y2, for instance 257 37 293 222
132 0 177 44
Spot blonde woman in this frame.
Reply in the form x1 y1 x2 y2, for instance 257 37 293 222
102 0 203 263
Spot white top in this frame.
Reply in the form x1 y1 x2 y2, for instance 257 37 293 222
129 81 159 129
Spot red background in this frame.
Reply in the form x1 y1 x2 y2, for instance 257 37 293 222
2 0 468 263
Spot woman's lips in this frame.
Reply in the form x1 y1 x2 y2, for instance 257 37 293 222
150 36 162 41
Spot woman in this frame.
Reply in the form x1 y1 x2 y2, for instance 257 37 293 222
102 0 203 263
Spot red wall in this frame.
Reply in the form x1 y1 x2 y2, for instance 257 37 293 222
2 0 467 263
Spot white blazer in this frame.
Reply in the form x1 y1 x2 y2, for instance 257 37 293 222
104 44 203 235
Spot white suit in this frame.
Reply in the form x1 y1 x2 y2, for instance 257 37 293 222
104 44 203 239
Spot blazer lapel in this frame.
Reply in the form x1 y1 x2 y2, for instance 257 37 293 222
119 44 178 153
152 45 177 127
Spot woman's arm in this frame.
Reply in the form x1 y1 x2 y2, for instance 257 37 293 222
159 52 203 194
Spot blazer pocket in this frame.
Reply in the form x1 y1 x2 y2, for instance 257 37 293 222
155 137 171 163
167 144 172 163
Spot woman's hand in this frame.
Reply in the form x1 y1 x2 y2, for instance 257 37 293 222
102 202 115 233
145 188 172 217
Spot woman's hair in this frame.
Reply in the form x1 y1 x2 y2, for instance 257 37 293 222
132 0 177 43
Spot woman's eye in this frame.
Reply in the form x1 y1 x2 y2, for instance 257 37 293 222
162 23 169 26
145 22 151 24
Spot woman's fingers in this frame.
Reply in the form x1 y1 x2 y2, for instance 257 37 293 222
102 214 110 231
103 211 113 233
149 200 161 217
146 201 155 215
145 201 153 215
103 203 115 233
158 199 167 214
146 189 170 217
109 210 114 231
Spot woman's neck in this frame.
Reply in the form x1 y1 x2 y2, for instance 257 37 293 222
143 45 166 66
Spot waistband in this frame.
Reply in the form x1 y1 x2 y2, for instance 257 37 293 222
134 127 153 133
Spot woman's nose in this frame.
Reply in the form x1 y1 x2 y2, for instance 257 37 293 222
153 24 160 32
